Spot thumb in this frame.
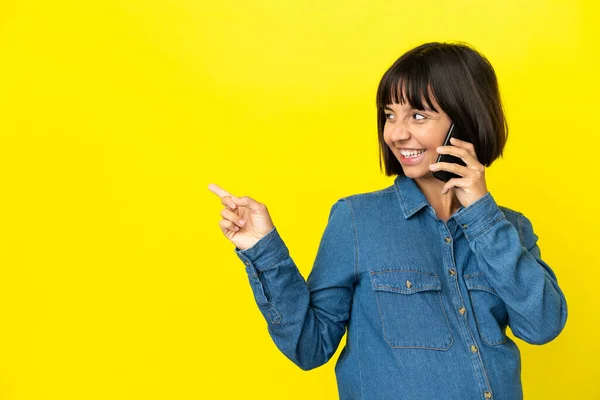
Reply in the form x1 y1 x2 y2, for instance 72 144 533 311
231 195 263 213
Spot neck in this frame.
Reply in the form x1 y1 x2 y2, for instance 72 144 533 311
413 175 462 221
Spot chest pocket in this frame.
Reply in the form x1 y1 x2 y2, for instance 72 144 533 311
370 269 453 350
464 273 508 346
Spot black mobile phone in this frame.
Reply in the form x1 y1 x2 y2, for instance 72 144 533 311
432 122 471 183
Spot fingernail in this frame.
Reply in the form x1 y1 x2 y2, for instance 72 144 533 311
234 225 239 231
239 219 245 226
230 202 236 208
429 164 438 170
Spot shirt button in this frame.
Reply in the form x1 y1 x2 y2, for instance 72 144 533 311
449 269 456 276
484 391 492 399
445 237 452 243
405 280 413 288
462 224 468 229
471 345 478 353
459 307 466 315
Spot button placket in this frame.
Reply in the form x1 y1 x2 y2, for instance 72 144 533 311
438 220 492 400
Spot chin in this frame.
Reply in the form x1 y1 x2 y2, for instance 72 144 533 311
402 169 425 179
403 168 436 180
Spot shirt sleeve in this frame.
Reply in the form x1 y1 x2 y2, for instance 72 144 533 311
234 198 357 370
453 192 568 345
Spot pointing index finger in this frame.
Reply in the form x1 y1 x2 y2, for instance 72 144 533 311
208 183 233 199
208 183 239 209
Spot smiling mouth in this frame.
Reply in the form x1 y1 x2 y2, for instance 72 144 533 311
399 149 426 158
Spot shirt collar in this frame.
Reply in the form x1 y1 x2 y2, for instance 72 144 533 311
394 174 430 219
394 174 466 220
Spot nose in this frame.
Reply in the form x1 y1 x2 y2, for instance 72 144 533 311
389 120 411 142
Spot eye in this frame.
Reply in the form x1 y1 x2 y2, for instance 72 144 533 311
413 113 426 120
385 113 395 121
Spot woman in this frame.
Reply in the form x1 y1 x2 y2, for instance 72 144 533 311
208 41 568 400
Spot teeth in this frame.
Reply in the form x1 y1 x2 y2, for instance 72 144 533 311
400 149 425 158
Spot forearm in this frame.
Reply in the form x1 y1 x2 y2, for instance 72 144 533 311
235 225 351 370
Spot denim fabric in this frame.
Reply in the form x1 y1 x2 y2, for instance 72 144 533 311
234 174 568 400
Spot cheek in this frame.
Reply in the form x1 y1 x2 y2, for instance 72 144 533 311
426 151 437 163
422 144 438 162
422 136 443 152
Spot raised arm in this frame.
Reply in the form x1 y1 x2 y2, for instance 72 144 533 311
234 199 356 370
209 182 356 370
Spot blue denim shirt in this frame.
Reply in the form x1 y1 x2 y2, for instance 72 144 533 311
234 174 568 400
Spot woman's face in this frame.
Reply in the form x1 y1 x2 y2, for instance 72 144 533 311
383 93 452 180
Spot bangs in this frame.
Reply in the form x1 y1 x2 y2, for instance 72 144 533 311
376 58 440 112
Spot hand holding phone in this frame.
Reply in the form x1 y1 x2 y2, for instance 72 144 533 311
432 123 471 183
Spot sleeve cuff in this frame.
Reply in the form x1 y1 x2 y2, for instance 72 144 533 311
234 226 289 275
454 192 506 240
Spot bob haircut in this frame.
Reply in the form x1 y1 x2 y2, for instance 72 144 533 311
376 41 508 177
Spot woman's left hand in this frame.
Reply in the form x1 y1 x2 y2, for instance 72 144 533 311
429 137 488 208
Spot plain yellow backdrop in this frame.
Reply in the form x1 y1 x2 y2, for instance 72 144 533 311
0 0 597 398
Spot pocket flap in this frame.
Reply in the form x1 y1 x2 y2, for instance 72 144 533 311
464 273 498 295
370 269 441 294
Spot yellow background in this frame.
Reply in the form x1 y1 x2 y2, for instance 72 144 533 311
0 0 597 398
